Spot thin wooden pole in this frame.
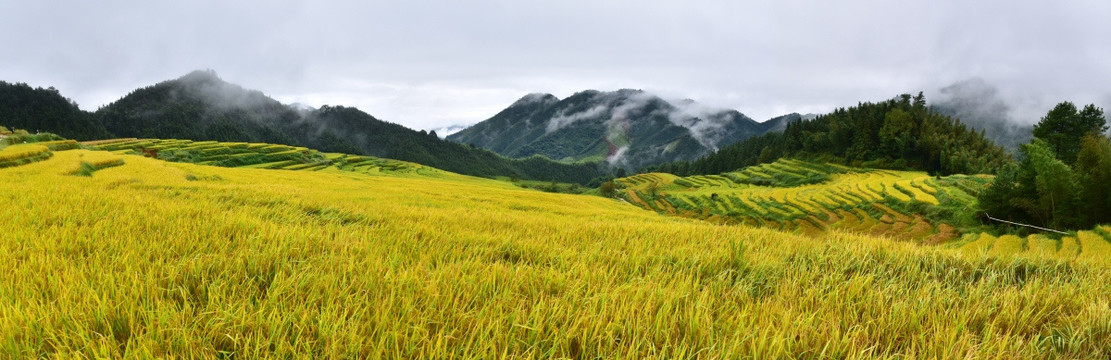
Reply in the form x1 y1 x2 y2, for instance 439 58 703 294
985 214 1069 235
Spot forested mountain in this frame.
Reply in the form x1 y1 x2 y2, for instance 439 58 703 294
648 93 1012 176
0 81 109 140
448 90 788 171
2 71 606 183
97 70 301 145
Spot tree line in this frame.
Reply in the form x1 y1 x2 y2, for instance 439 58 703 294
978 102 1110 230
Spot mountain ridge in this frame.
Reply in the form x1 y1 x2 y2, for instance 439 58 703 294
448 89 791 170
4 70 607 183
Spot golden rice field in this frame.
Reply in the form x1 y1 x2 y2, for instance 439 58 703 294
616 159 988 243
954 229 1111 265
0 144 53 168
3 149 1111 358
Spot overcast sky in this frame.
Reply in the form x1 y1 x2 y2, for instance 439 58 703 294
3 0 1109 132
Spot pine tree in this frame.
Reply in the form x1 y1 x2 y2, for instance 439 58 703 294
1032 102 1107 165
1075 134 1111 226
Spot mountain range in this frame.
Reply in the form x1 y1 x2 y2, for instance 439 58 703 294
448 90 792 171
0 71 605 183
0 70 1035 183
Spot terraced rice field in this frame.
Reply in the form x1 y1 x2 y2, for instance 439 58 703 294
0 129 79 168
955 229 1111 265
4 146 1111 358
0 144 53 168
82 138 444 178
617 159 988 242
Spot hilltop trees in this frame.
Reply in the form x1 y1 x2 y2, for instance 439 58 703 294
979 102 1110 229
1075 134 1111 223
878 108 916 159
1032 102 1108 164
0 81 109 140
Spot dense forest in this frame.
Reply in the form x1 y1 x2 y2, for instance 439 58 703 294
0 81 110 140
2 71 607 184
647 93 1013 176
979 102 1110 230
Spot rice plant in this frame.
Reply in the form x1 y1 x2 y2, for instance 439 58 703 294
2 150 1110 358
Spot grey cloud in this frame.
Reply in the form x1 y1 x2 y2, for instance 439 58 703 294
1 1 1109 131
931 78 1034 150
547 105 609 133
934 79 1012 124
666 100 736 150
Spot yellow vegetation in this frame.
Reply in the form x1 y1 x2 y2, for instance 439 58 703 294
2 150 1111 357
0 144 49 162
0 144 52 168
989 235 1026 257
957 231 1111 266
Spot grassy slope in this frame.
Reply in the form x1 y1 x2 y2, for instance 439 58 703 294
2 149 1111 358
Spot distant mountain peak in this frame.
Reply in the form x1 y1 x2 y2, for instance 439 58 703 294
177 69 224 84
760 113 802 133
142 69 277 111
448 89 781 170
510 93 558 107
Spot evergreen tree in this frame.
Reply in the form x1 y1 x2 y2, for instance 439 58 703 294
1024 140 1081 228
0 81 109 140
1032 102 1107 165
879 108 916 160
1075 134 1111 226
978 163 1023 221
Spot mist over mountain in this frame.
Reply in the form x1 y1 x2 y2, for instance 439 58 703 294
431 124 467 138
98 70 303 145
448 89 788 171
931 79 1034 151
